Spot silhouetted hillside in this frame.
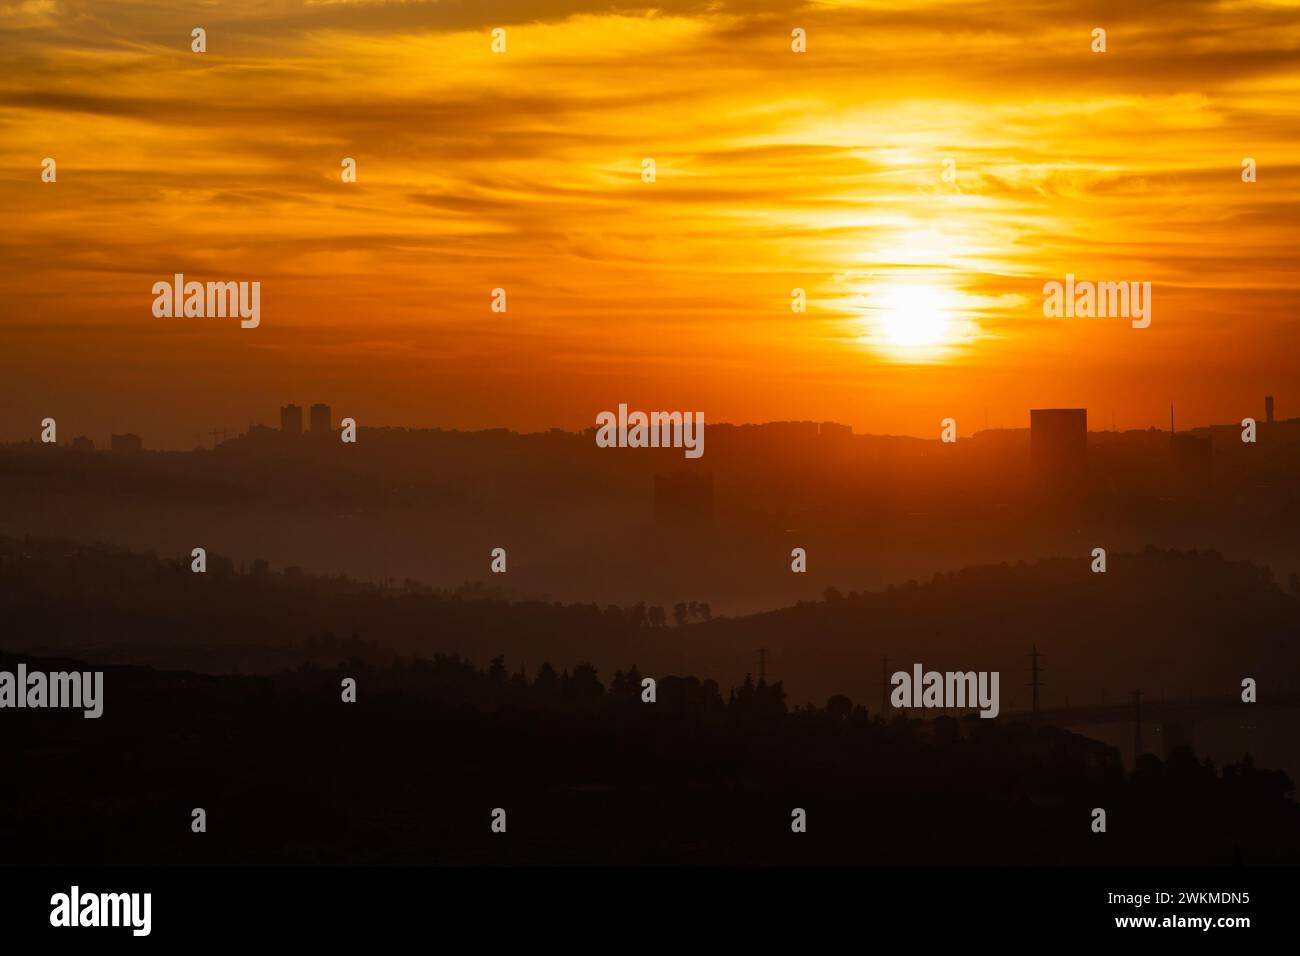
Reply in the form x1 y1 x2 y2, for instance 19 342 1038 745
713 546 1300 708
5 418 1300 614
3 651 1295 866
4 536 1296 713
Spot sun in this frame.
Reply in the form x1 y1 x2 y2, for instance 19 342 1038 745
876 284 952 348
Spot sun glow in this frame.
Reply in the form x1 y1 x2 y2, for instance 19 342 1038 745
863 283 961 360
879 285 949 346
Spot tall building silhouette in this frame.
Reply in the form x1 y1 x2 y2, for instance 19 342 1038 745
1266 395 1275 424
310 403 332 435
1168 402 1211 489
1171 433 1212 488
1029 408 1087 486
280 404 303 436
653 471 715 531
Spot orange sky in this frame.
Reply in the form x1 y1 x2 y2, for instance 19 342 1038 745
2 0 1298 447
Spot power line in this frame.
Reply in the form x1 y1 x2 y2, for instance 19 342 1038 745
1134 689 1144 762
1028 644 1044 719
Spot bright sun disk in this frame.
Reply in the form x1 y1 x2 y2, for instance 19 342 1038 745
877 284 952 348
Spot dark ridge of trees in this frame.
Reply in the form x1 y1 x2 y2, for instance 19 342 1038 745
2 535 1297 710
2 650 1296 866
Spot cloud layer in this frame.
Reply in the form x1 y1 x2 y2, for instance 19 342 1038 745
2 0 1298 444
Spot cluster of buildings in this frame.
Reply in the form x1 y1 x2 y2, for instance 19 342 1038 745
61 399 1283 476
65 433 141 453
1028 395 1279 490
652 397 1282 524
63 403 334 452
279 403 332 437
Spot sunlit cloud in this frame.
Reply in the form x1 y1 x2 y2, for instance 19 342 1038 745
1 0 1298 444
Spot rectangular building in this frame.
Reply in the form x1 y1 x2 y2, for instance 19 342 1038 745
1029 408 1087 485
653 471 715 530
1171 433 1212 489
310 403 332 435
280 403 303 436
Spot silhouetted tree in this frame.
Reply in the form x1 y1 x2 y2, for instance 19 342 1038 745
564 662 603 704
628 602 647 628
535 661 558 698
827 694 852 720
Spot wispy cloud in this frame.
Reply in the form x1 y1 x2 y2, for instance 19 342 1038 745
1 1 1298 443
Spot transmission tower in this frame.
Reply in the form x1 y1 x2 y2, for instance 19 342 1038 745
1028 644 1044 719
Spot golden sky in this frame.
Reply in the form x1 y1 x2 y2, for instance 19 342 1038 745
1 0 1298 447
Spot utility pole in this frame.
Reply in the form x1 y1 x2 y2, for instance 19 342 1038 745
1028 644 1043 719
881 655 891 716
1134 689 1143 761
758 647 767 684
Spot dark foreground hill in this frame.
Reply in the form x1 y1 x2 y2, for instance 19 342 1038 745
3 652 1296 865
